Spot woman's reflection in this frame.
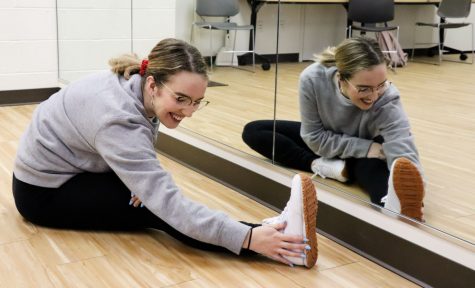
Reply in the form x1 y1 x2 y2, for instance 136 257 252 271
242 37 424 221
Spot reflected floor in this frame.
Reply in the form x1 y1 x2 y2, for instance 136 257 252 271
180 58 475 244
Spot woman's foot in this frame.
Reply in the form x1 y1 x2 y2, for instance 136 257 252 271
311 158 348 182
262 174 318 268
383 158 425 221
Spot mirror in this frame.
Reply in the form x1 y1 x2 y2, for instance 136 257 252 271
273 2 475 244
178 0 277 159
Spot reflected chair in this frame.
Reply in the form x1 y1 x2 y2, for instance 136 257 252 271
191 0 255 72
347 0 400 70
411 0 473 65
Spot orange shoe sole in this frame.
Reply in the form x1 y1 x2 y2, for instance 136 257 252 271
299 173 318 268
392 158 425 221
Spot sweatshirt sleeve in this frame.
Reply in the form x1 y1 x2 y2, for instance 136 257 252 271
93 116 250 254
299 78 373 159
373 99 421 170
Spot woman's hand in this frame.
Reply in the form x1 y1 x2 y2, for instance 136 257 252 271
245 222 309 266
367 142 386 160
129 194 143 208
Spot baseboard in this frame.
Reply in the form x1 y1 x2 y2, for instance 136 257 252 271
155 128 475 288
238 53 299 65
0 87 60 106
408 47 474 57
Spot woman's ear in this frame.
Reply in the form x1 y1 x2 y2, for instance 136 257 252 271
146 76 156 89
144 76 157 96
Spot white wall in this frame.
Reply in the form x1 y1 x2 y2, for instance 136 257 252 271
58 0 176 83
0 0 177 90
0 0 58 91
175 0 195 42
1 1 473 91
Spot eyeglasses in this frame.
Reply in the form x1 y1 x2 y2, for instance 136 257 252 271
346 80 391 97
160 82 210 111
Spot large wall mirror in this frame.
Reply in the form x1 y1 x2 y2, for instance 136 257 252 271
179 0 277 156
272 1 475 246
57 0 474 249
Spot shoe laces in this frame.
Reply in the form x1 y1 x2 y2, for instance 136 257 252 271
276 201 290 222
264 200 290 226
311 160 334 179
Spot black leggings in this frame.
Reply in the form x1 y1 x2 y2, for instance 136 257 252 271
12 172 257 254
242 120 389 204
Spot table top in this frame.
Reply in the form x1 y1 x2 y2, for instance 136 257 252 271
259 0 472 4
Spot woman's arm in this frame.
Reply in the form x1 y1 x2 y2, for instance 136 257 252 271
94 117 250 254
374 98 420 170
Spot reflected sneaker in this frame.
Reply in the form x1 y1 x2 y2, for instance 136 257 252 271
382 158 424 221
262 174 318 268
311 158 348 182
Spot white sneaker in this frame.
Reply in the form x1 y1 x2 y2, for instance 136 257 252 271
382 158 424 221
311 158 348 182
262 174 318 268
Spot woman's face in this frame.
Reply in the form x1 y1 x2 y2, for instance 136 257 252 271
148 71 208 129
340 64 388 110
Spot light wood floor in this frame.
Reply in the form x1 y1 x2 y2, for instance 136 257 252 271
0 105 418 287
180 57 475 244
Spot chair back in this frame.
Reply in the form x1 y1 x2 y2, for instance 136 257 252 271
196 0 240 17
348 0 395 23
437 0 472 18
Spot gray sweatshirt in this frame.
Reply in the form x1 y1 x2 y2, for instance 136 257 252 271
14 71 250 254
299 63 420 169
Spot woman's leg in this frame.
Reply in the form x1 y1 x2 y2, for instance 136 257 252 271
242 120 316 171
345 158 389 205
12 172 257 253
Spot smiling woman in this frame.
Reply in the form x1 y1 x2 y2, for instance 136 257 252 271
243 37 424 221
11 38 316 267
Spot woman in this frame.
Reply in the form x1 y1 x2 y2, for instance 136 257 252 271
243 37 424 221
12 38 317 267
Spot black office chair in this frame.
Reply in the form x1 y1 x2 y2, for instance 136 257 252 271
411 0 473 65
347 0 399 70
191 0 255 72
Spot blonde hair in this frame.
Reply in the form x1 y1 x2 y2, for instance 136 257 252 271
315 37 386 80
108 38 208 85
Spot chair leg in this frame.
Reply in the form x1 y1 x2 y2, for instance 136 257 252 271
437 26 442 65
231 30 237 67
471 23 474 64
252 27 256 72
411 25 417 61
393 27 399 72
208 26 214 72
441 27 448 63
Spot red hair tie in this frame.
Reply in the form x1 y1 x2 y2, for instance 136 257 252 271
139 59 149 76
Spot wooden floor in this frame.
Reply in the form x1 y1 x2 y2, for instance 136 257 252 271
0 105 418 287
180 56 475 244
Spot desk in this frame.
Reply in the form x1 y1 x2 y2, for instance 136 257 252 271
246 0 474 51
255 0 462 3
